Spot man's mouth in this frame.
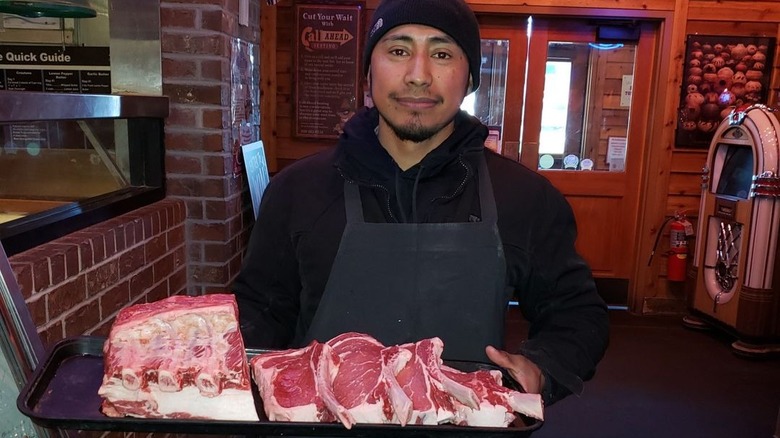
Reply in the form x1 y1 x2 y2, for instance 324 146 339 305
392 95 440 109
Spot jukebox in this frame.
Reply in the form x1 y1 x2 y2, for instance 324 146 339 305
687 104 780 354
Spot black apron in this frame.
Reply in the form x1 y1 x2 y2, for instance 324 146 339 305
302 157 507 362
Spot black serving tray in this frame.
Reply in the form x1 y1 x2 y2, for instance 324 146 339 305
17 336 542 436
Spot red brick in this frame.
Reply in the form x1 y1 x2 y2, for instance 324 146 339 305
164 83 225 106
182 198 204 220
113 223 127 253
167 106 198 127
200 59 227 82
172 198 187 222
32 257 51 293
202 108 226 129
139 214 153 239
39 322 63 349
204 199 230 221
162 57 197 79
104 228 117 257
27 295 47 326
145 282 170 304
227 215 243 239
167 224 185 248
153 253 176 284
201 9 224 31
191 221 229 242
167 176 229 199
90 234 106 264
89 319 113 338
64 300 101 337
47 275 86 318
149 210 163 236
11 262 33 298
203 153 231 176
166 153 202 175
188 241 203 263
145 235 168 263
160 6 196 28
130 266 155 298
86 261 120 296
161 32 228 57
125 217 144 246
169 266 187 295
78 238 95 270
119 246 146 277
165 131 226 152
160 205 172 231
99 281 131 318
192 263 229 284
48 253 66 285
228 252 243 279
203 242 230 263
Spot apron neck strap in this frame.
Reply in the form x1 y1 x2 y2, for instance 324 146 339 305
343 152 496 223
344 182 364 223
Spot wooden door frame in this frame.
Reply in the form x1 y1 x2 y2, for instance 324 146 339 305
476 16 529 162
481 17 663 310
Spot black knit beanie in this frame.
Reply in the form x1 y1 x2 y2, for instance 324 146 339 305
363 0 482 92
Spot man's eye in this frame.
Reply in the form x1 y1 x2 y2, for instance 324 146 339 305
390 49 407 56
433 52 452 60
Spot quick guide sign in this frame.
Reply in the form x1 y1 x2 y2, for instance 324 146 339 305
0 45 110 94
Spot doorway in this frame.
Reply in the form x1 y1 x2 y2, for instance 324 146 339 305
471 16 661 306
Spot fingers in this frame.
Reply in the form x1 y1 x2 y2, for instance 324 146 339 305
485 345 511 367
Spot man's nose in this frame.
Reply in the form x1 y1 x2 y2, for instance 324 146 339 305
405 52 432 86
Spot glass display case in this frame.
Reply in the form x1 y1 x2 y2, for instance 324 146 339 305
0 241 47 437
0 91 168 255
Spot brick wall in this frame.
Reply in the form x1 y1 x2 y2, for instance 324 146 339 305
9 199 187 348
160 0 261 295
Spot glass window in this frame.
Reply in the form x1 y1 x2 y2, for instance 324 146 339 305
538 42 637 171
0 93 167 255
462 38 509 154
539 61 571 155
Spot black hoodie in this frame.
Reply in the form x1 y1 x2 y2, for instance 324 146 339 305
232 107 609 406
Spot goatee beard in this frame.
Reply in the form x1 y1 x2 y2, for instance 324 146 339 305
380 112 449 143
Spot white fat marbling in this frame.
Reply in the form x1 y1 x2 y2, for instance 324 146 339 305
100 378 259 421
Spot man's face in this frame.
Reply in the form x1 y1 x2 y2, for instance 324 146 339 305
368 24 471 144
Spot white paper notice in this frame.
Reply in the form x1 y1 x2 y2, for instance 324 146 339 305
607 137 627 172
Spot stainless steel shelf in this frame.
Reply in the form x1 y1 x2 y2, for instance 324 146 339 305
0 91 169 121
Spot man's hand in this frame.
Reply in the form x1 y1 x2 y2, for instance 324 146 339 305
485 345 544 394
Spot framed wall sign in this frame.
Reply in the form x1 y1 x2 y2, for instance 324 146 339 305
294 2 362 140
675 35 775 148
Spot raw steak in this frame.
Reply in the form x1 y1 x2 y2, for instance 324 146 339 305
98 294 259 421
441 365 545 426
327 332 413 426
389 337 459 425
251 341 352 426
250 333 545 429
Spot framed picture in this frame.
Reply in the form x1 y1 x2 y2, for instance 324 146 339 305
293 2 363 140
675 35 775 148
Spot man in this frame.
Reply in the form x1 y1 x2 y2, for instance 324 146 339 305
232 0 609 406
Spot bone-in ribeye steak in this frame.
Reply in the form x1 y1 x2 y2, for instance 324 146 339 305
250 333 544 429
98 294 258 421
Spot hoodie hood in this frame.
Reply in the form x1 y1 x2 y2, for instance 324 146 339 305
335 106 489 185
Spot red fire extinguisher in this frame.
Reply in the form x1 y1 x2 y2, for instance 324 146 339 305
648 212 693 281
667 215 689 282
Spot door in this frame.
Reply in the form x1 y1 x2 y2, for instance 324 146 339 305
473 17 659 304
